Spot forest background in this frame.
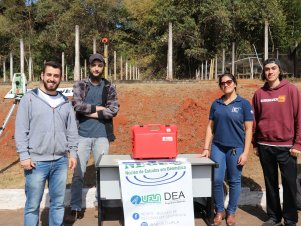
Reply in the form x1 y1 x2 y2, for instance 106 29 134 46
0 0 301 79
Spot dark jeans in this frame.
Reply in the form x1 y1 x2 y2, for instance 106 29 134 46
258 144 298 225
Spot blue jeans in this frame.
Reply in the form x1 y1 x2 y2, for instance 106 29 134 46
70 136 109 211
210 143 243 214
24 156 68 226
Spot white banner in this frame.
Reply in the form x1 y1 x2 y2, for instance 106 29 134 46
119 158 195 226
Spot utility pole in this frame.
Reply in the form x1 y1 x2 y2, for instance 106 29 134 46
28 56 32 81
222 49 225 74
205 60 208 80
120 56 123 80
125 60 128 80
74 25 80 81
20 39 24 75
231 42 235 75
201 62 204 80
114 51 116 80
264 20 269 60
215 54 218 79
10 52 13 81
62 52 65 81
104 44 108 79
93 37 96 54
167 22 173 80
3 61 6 82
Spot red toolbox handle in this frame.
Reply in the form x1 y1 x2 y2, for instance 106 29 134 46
145 124 172 131
131 124 175 132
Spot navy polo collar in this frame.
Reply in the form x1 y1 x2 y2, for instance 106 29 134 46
216 95 242 104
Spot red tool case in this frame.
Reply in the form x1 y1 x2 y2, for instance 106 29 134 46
131 124 178 159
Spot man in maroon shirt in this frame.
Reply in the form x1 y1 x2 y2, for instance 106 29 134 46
252 58 301 226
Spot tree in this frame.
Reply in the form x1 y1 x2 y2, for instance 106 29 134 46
281 0 301 45
0 0 298 79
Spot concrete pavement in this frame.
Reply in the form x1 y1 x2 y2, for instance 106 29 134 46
1 205 300 226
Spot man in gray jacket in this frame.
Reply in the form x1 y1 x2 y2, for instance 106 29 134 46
15 61 78 226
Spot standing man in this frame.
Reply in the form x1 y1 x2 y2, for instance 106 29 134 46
15 61 78 226
65 53 119 223
252 58 301 226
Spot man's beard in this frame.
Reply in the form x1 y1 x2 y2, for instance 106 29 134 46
90 73 102 82
43 80 59 92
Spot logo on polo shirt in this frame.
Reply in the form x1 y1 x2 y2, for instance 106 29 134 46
231 107 241 113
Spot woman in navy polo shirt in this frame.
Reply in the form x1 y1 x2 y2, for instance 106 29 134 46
201 73 253 226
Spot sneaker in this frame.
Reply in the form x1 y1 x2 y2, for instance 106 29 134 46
64 210 83 224
261 219 282 226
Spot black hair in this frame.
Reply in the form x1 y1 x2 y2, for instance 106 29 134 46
261 58 283 81
43 61 62 75
218 73 237 90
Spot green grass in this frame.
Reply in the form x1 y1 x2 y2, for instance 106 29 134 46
0 156 96 189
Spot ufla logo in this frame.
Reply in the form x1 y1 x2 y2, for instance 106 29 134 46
131 191 185 205
131 194 161 205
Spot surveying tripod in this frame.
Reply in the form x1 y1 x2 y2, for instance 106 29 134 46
0 73 27 137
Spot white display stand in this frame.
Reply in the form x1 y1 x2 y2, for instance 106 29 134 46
95 154 216 226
